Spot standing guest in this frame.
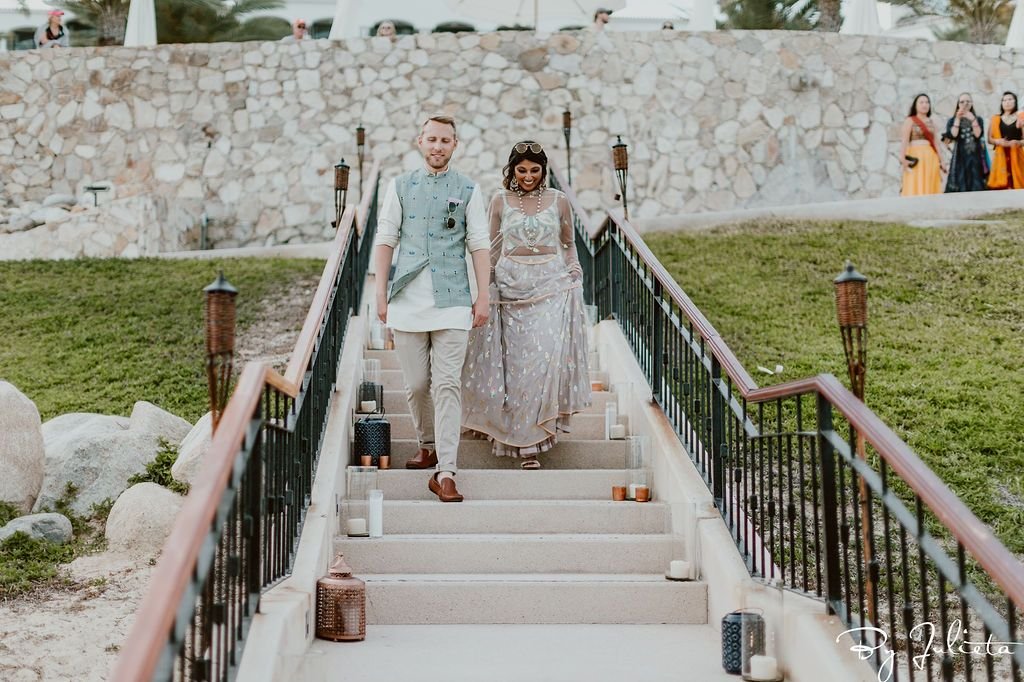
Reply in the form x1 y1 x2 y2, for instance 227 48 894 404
943 93 988 193
987 91 1024 190
462 141 591 470
899 93 946 196
375 20 397 40
662 21 675 30
592 8 612 30
34 10 69 49
280 18 307 42
373 115 491 503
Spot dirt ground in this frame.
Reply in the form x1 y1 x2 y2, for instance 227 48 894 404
0 273 319 681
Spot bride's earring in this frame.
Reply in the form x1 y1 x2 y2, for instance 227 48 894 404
510 178 519 191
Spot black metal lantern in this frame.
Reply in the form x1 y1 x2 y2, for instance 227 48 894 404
333 158 350 229
562 110 572 185
721 610 765 675
612 135 629 219
203 272 238 432
356 125 366 193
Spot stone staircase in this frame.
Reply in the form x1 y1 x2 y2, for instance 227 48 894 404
334 348 708 627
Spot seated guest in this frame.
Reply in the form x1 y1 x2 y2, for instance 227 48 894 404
281 18 307 42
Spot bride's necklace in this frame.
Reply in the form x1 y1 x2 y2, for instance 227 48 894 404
516 187 545 252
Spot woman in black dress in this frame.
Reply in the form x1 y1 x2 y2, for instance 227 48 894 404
944 93 988 192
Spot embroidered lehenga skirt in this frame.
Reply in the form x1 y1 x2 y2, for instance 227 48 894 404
462 254 591 458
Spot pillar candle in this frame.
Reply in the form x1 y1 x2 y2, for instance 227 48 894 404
368 490 383 538
359 400 376 413
609 423 627 439
668 560 690 580
747 655 779 681
346 517 367 536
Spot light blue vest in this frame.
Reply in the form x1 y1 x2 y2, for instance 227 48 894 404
389 168 476 308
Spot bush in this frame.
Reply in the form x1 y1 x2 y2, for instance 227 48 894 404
128 438 190 495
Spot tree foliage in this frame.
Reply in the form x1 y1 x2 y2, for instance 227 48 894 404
155 0 287 44
719 0 819 29
945 0 1012 43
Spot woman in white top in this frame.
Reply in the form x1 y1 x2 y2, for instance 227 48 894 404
462 141 591 469
34 10 69 48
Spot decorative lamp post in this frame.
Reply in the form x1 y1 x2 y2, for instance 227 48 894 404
355 125 366 194
833 260 875 623
562 110 572 185
612 135 629 219
203 272 238 433
333 158 350 229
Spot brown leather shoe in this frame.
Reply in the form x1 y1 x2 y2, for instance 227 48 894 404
405 448 437 469
428 473 464 503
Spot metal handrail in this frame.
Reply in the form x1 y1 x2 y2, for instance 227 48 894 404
549 159 1024 680
112 160 381 682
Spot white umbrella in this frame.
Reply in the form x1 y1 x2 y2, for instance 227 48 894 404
840 0 881 35
1007 1 1024 47
328 0 354 39
687 0 716 31
123 0 157 46
446 0 625 30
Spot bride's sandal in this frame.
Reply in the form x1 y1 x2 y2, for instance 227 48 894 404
521 458 541 470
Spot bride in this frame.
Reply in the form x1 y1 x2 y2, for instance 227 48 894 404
462 141 591 469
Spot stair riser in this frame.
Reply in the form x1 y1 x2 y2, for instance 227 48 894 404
366 349 601 372
372 470 629 500
367 414 625 441
382 502 669 534
335 537 684 574
380 369 609 391
367 439 629 469
365 581 707 625
380 390 618 415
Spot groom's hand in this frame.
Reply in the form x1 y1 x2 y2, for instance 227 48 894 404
471 294 489 328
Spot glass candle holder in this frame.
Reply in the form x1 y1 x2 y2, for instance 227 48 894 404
368 319 386 350
604 401 618 440
358 359 383 413
342 466 378 537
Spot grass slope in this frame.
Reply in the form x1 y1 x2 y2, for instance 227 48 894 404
0 257 325 423
645 217 1024 553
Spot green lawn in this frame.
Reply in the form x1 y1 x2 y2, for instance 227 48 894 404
0 257 325 423
645 215 1024 553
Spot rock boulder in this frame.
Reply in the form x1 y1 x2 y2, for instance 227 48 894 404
0 512 73 544
129 401 192 443
0 382 46 513
105 482 185 557
171 412 213 487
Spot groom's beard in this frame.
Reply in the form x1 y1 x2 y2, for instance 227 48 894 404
426 152 452 171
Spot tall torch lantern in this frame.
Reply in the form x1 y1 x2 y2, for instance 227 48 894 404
562 110 573 185
833 260 875 623
355 125 366 194
332 158 350 229
204 272 238 433
612 135 629 220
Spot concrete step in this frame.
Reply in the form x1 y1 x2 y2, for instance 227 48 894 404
361 574 707 624
335 533 684 574
366 414 626 441
379 389 618 415
382 439 629 469
306 624 735 681
381 500 669 535
380 368 610 391
373 469 632 501
365 349 601 371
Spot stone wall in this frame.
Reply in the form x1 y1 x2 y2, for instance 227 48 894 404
2 30 1023 250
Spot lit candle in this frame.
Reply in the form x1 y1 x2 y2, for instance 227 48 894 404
609 423 626 439
359 400 376 413
611 485 626 501
346 518 367 536
668 560 690 580
747 655 779 681
635 485 650 502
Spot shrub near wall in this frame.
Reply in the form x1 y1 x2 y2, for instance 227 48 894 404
2 31 1024 247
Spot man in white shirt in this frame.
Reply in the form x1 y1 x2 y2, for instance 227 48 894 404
372 115 490 502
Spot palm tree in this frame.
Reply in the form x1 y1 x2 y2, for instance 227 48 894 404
720 0 819 29
944 0 1012 42
52 0 130 45
155 0 287 43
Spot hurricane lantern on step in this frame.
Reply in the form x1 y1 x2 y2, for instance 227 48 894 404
612 135 629 219
203 272 238 433
833 260 876 625
315 554 366 641
356 125 366 193
562 110 572 185
333 158 350 229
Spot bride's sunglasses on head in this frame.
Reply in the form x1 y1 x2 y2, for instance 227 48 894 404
513 142 544 154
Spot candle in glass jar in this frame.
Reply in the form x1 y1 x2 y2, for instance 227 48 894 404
611 485 627 501
609 423 627 439
635 485 650 502
627 483 639 500
747 655 779 681
346 518 367 536
359 400 376 413
368 490 383 538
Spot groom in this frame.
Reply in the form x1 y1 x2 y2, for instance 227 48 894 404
372 115 490 503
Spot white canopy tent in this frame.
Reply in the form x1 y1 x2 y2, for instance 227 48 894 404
1007 0 1024 47
123 0 157 46
840 0 881 35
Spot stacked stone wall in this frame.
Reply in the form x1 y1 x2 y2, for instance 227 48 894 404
1 30 1023 250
